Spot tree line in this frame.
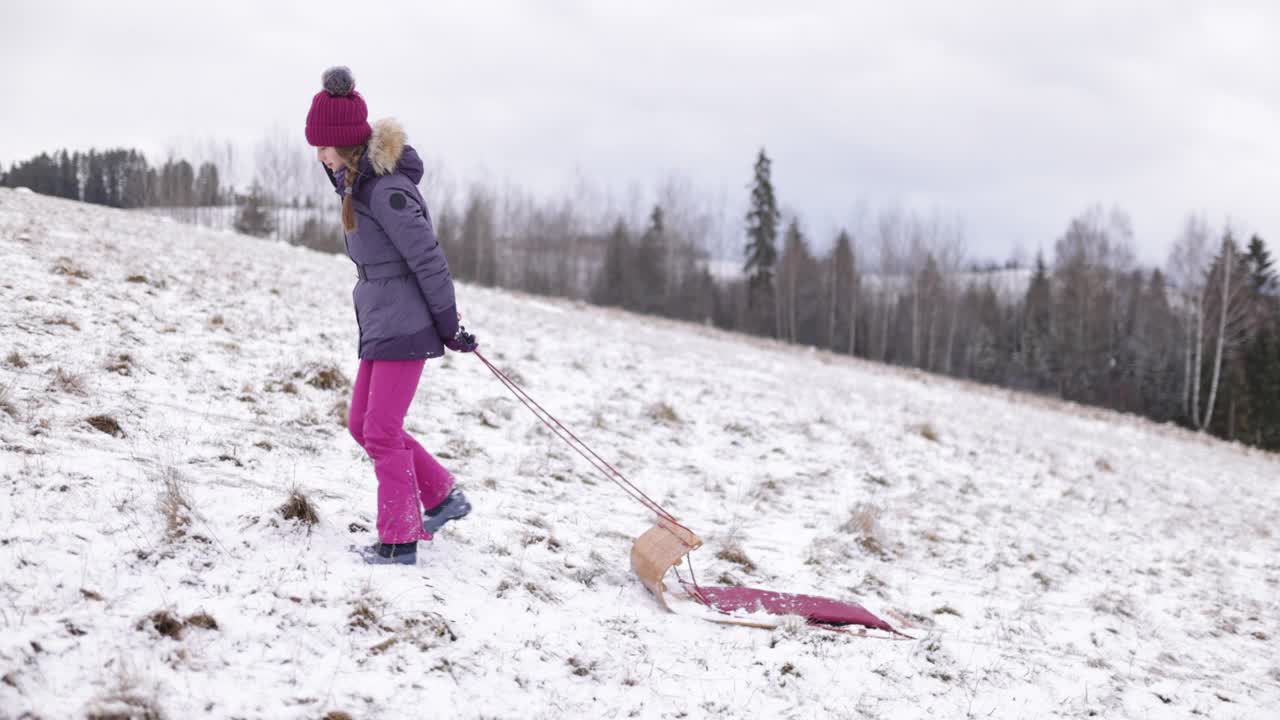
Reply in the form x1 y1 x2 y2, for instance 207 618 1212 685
430 149 1279 452
5 144 1277 450
1 148 223 209
0 140 338 250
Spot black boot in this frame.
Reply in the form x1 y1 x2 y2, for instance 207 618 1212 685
423 488 471 534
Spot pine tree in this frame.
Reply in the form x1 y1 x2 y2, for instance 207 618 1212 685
118 150 150 208
1242 234 1280 448
103 151 121 207
743 148 780 336
592 220 632 307
57 150 78 199
1136 269 1181 421
827 229 857 353
195 162 221 206
632 206 666 315
459 189 497 286
1246 234 1275 294
1018 252 1053 388
234 182 275 238
83 151 108 205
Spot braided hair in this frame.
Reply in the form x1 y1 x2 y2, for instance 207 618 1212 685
335 145 365 232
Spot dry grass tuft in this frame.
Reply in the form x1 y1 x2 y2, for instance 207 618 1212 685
302 365 350 391
368 611 456 656
348 587 383 631
133 610 218 643
45 315 81 331
278 488 320 527
331 399 349 428
125 273 150 284
439 436 482 460
208 314 225 328
137 610 185 641
5 350 28 368
321 713 355 720
566 656 598 678
104 353 135 376
523 581 559 604
87 414 125 438
716 542 757 573
184 612 218 630
52 256 90 279
400 611 457 647
50 366 87 395
348 604 379 631
916 423 940 442
863 473 891 487
85 666 166 720
1091 590 1135 618
0 382 18 420
646 401 681 425
717 571 742 586
495 578 514 597
842 503 888 558
155 466 193 540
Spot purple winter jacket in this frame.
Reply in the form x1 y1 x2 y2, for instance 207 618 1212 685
326 118 459 360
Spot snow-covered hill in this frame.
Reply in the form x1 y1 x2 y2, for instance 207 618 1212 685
1 187 1277 719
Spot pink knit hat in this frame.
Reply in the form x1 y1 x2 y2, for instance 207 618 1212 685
305 66 373 147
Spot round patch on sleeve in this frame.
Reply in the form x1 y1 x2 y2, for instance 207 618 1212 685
388 192 407 210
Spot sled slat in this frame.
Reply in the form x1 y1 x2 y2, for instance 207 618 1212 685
630 517 702 609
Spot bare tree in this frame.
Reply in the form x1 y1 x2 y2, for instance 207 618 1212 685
1052 206 1136 402
1168 216 1211 423
256 126 308 242
874 207 907 362
1196 232 1255 431
936 221 969 375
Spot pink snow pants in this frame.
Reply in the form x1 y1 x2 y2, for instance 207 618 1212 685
348 359 454 544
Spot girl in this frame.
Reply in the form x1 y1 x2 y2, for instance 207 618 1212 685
305 66 476 565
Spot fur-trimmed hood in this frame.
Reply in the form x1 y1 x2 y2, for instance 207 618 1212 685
367 117 410 177
327 117 423 191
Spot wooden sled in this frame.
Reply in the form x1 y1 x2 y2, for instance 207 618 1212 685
631 516 907 635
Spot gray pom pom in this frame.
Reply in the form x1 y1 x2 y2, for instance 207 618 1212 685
322 66 356 96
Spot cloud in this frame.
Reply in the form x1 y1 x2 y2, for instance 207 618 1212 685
4 1 1278 263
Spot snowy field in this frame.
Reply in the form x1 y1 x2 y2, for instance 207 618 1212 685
1 187 1278 719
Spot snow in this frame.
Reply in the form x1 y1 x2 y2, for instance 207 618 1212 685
1 187 1278 719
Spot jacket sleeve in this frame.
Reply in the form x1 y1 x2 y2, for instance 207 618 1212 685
368 178 459 339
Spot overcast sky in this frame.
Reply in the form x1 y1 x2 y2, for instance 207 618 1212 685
5 1 1278 264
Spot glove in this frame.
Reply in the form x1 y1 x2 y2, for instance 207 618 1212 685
443 325 479 353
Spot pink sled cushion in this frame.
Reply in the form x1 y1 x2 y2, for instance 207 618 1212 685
697 586 896 633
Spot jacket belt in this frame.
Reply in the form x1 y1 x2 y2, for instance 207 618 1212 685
357 260 413 281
